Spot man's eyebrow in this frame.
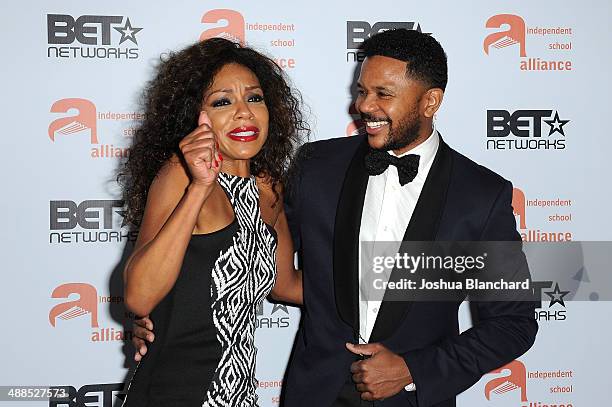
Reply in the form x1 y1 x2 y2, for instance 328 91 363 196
374 86 393 92
355 82 394 92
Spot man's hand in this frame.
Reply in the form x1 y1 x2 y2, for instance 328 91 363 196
132 316 154 362
346 342 413 401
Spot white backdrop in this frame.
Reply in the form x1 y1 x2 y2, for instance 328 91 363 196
1 1 611 406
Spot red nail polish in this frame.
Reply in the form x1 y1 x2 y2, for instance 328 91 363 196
218 152 223 161
214 159 218 167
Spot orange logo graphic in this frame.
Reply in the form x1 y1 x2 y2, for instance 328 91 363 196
49 283 99 328
484 14 527 57
512 187 527 229
484 360 527 402
200 9 245 44
48 98 98 144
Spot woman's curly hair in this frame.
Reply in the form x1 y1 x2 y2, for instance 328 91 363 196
119 38 309 226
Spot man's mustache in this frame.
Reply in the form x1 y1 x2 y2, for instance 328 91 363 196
360 113 391 123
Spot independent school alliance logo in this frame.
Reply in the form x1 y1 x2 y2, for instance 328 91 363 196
483 360 575 406
49 98 97 143
49 199 137 244
486 109 570 150
484 15 527 57
346 21 423 62
48 98 142 158
511 187 574 242
49 283 132 342
483 14 574 72
485 360 528 402
199 9 297 69
200 9 245 44
49 283 98 327
47 14 142 59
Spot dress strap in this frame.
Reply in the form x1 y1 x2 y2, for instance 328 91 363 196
217 172 259 218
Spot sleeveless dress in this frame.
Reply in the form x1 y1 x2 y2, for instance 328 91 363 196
122 172 277 407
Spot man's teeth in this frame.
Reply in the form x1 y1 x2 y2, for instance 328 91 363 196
366 121 389 129
231 131 256 137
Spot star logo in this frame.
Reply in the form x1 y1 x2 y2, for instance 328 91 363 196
271 304 289 314
115 209 129 227
544 111 570 137
113 18 143 45
545 283 570 308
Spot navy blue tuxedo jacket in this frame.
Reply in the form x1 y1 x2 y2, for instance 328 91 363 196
282 134 537 407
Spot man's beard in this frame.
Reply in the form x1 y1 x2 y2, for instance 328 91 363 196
362 108 422 151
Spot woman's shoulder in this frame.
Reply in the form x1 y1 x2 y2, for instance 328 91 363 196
148 154 190 199
158 153 188 177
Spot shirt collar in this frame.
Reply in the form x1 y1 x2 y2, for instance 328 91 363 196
388 125 440 175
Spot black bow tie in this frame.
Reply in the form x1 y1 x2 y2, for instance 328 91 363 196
364 148 420 186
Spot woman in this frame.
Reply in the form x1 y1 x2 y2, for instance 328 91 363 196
119 38 307 406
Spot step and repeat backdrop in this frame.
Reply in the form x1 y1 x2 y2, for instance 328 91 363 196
1 1 611 406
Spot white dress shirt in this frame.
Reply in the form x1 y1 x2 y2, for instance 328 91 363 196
358 128 440 391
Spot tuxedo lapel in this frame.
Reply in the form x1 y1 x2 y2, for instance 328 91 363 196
369 138 453 343
333 136 370 334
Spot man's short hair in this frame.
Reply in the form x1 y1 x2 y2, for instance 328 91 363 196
360 29 448 91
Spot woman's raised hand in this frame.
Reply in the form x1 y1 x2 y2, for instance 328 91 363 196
179 111 222 187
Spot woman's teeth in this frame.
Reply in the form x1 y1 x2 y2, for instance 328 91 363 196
231 131 256 137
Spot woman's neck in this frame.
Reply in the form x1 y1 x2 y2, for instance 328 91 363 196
220 159 250 178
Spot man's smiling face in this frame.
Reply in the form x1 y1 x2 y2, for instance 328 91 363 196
355 55 428 152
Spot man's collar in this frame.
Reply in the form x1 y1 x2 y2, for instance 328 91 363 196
389 125 440 174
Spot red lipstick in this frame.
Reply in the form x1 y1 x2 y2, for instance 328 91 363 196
227 126 259 142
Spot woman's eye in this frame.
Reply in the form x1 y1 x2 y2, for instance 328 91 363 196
248 94 264 103
211 98 231 108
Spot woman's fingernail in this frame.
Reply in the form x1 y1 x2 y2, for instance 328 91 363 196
218 153 223 161
214 159 218 167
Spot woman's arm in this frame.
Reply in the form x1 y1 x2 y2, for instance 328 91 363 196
124 111 220 316
270 207 303 305
123 161 213 316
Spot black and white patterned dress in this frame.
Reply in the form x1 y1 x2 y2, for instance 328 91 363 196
123 172 277 407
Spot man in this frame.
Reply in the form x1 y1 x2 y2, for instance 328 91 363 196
132 29 537 406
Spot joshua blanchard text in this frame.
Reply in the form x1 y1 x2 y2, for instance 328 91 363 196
373 278 531 291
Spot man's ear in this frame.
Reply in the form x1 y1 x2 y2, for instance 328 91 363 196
422 88 444 119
